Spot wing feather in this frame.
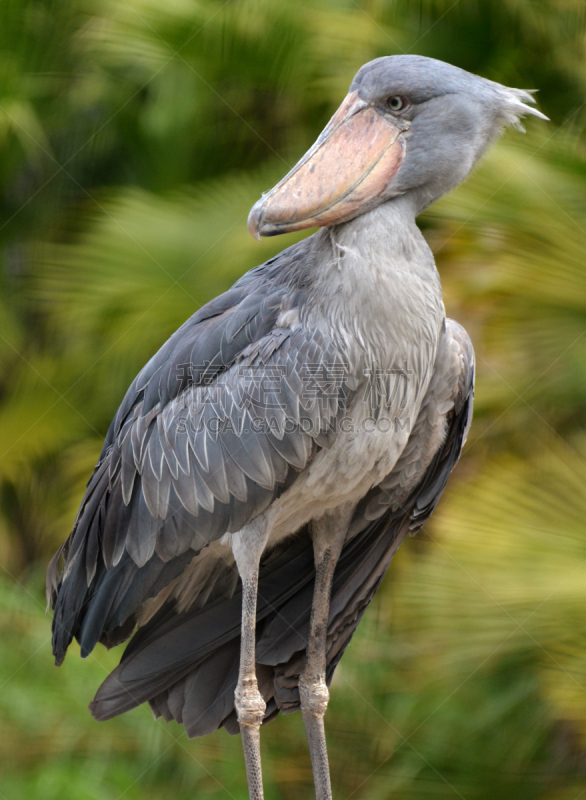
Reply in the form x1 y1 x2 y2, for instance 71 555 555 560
48 239 350 665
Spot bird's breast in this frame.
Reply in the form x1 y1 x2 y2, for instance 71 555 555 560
266 263 443 548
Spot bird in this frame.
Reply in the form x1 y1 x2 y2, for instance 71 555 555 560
47 55 547 800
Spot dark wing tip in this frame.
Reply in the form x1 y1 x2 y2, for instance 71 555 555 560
89 670 127 721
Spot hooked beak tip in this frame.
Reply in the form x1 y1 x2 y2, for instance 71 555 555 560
247 201 264 241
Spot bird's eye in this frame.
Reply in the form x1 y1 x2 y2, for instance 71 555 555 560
387 96 406 112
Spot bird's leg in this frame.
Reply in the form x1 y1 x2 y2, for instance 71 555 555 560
300 507 353 800
232 521 270 800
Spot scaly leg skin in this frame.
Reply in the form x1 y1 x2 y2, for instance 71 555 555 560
299 507 353 800
232 522 270 800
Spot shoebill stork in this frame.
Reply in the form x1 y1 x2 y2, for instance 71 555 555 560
47 56 546 800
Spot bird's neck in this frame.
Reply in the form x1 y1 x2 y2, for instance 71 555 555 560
305 197 444 351
332 194 427 263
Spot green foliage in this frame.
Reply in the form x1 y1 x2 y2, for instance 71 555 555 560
1 1 586 797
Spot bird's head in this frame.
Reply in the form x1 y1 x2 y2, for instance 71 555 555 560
248 55 547 239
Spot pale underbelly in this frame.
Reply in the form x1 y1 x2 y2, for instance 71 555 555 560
261 397 415 550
